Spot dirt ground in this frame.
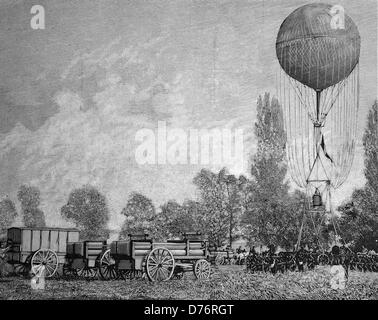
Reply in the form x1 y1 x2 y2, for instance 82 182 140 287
0 265 377 300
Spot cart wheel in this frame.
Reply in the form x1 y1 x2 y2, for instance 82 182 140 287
173 265 185 279
31 249 58 278
194 259 211 279
317 253 329 266
121 270 134 280
215 254 223 266
14 263 30 277
116 269 128 280
62 263 76 278
146 247 175 282
98 249 117 280
77 266 97 280
121 269 142 280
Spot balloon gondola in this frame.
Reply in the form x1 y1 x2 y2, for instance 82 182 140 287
312 188 323 208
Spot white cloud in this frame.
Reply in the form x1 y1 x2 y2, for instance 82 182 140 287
2 36 239 231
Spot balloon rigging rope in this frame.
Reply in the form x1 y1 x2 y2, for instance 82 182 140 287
279 59 359 190
344 66 359 185
333 66 359 187
282 69 297 186
317 41 320 90
341 74 352 184
300 92 307 185
282 69 305 187
292 80 306 186
321 79 348 122
277 12 361 245
296 83 307 186
288 76 315 123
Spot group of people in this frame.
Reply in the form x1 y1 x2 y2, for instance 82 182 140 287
244 243 378 274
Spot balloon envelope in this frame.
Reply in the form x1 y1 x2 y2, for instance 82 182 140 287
276 3 360 91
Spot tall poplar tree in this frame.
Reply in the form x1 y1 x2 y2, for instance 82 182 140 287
243 93 291 246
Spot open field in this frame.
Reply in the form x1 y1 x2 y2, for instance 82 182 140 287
0 266 377 300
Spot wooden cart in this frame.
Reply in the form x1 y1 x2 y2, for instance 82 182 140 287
6 227 79 277
98 233 152 280
209 248 235 265
99 232 211 282
64 240 107 279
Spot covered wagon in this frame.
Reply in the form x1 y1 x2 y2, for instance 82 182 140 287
6 227 79 277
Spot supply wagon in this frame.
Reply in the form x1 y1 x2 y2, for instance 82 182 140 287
99 232 211 281
6 227 79 277
63 240 107 279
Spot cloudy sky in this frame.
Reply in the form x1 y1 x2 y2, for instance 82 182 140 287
0 0 377 231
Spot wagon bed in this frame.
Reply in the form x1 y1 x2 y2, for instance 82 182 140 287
98 233 211 282
7 227 79 277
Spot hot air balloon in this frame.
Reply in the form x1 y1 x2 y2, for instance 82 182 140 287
276 3 360 247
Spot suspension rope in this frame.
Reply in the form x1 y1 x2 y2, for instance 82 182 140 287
279 60 359 191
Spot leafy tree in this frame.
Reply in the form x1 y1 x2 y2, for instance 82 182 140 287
219 170 247 247
337 101 378 251
363 100 378 196
251 93 288 198
337 189 378 251
193 169 229 247
243 93 301 247
159 199 206 238
160 200 187 238
17 185 46 227
0 196 17 235
120 194 206 241
181 199 206 234
244 191 307 250
119 192 162 240
193 168 245 248
61 185 109 240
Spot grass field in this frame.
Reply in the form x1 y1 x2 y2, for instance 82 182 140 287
0 265 377 300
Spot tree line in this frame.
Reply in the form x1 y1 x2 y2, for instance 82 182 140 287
337 101 378 251
1 94 377 251
0 185 46 237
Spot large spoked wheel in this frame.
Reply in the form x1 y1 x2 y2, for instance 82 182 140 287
307 256 316 270
31 249 58 278
146 247 175 282
286 259 297 272
62 263 77 278
194 259 211 279
117 270 131 280
98 249 117 280
215 254 223 266
14 263 30 277
318 253 329 266
118 269 143 280
77 266 97 280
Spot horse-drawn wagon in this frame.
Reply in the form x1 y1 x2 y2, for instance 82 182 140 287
209 247 235 265
3 227 212 282
64 240 107 279
6 227 79 277
98 233 152 280
99 232 211 281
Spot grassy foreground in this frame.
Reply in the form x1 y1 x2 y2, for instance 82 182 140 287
0 266 377 300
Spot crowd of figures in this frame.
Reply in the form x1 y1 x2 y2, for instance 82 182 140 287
212 245 378 274
245 245 378 274
211 246 249 266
